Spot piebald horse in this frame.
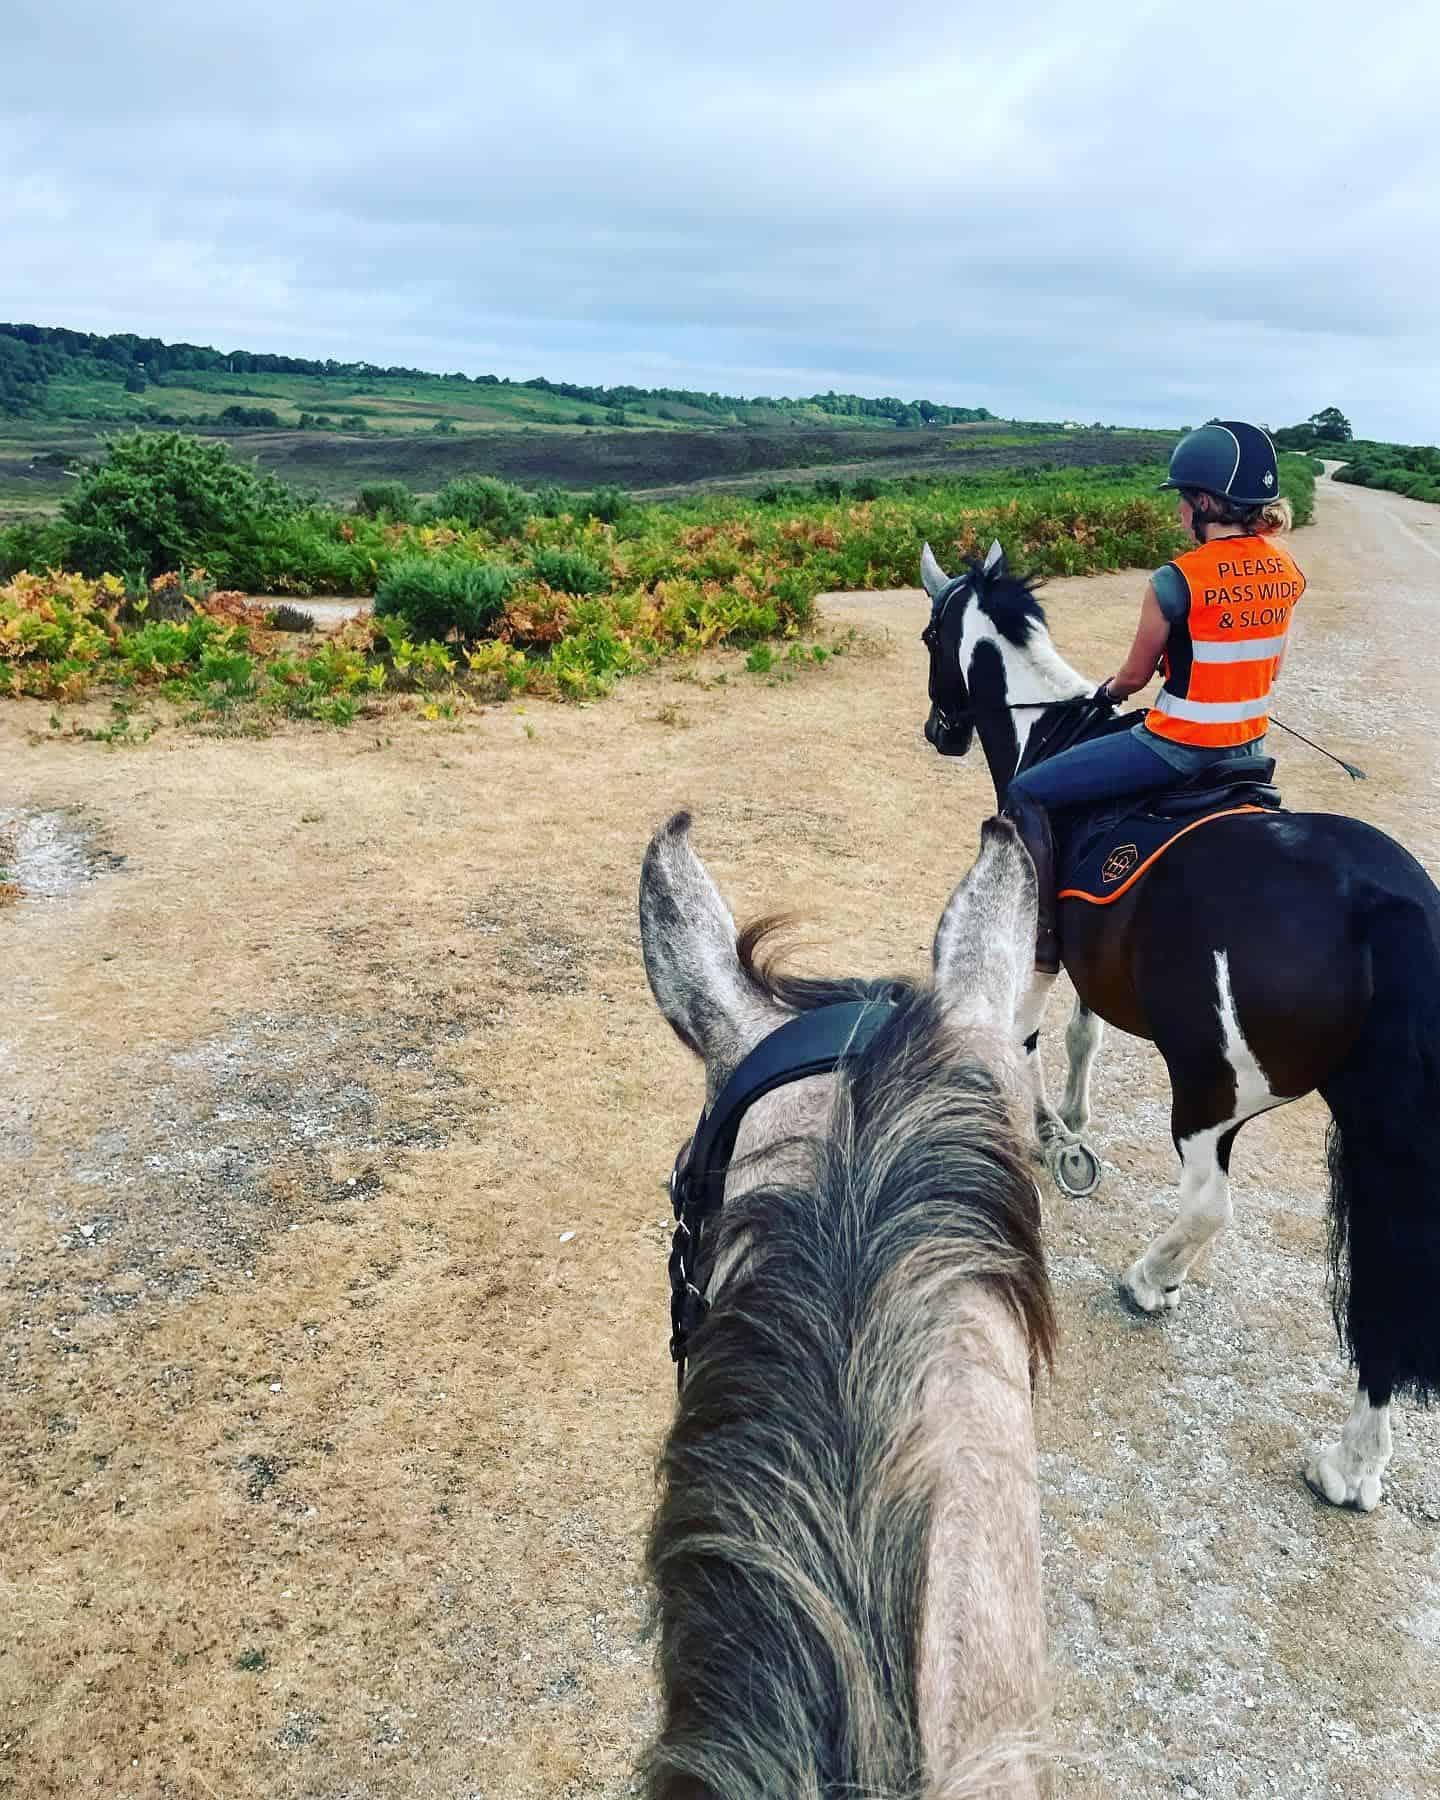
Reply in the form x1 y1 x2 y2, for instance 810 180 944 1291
639 813 1055 1799
920 540 1440 1511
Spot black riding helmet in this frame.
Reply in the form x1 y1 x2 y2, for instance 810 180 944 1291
1160 420 1280 507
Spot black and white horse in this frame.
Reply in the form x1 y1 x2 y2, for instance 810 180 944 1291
920 542 1440 1511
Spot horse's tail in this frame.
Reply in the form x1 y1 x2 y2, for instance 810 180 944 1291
1322 894 1440 1403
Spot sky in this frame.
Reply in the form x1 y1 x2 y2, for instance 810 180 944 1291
5 0 1439 439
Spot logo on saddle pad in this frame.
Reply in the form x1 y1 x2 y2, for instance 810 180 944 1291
1102 843 1139 885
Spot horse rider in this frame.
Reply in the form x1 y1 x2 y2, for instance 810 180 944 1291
1004 420 1306 973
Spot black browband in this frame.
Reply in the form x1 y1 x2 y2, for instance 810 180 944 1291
667 999 896 1386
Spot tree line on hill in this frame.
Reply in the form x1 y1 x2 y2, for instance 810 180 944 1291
1269 406 1353 450
0 322 993 429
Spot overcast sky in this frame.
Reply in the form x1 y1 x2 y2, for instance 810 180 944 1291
6 0 1438 438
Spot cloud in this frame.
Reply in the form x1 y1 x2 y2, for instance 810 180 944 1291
4 0 1438 436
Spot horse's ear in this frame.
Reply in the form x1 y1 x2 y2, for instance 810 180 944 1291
983 539 1006 576
920 542 949 601
639 812 774 1082
932 816 1037 1032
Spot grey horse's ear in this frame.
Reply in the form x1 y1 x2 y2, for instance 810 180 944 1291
983 539 1006 576
933 817 1037 1031
639 812 775 1082
920 542 949 600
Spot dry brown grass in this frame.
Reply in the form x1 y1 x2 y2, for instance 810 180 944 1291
2 477 1438 1798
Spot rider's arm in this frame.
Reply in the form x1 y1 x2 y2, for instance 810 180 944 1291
1103 583 1171 701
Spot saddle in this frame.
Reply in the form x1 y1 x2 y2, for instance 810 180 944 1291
1057 757 1283 906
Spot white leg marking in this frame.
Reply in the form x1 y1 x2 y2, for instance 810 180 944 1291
1016 970 1058 1127
1123 951 1287 1313
1060 1000 1104 1135
1307 1385 1393 1512
1122 1122 1234 1312
1019 973 1103 1195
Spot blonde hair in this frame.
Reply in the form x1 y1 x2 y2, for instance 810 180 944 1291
1243 497 1293 535
1189 490 1293 536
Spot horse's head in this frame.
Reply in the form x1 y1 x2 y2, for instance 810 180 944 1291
638 814 1054 1792
920 541 994 759
639 809 1037 1204
920 541 1090 791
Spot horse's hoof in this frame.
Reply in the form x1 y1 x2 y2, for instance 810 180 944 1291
1049 1140 1101 1198
1305 1447 1384 1513
1118 1262 1176 1317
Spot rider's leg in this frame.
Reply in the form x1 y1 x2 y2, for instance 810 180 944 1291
1003 788 1061 973
1009 726 1180 812
1004 729 1177 974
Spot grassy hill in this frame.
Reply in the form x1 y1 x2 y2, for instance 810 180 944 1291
0 323 997 435
0 321 1179 517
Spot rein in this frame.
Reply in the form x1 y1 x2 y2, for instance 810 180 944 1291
667 999 896 1388
972 692 1108 714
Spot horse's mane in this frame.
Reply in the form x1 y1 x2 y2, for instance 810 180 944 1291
971 563 1049 648
643 920 1055 1800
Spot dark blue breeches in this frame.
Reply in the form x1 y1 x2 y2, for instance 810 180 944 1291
1006 729 1179 814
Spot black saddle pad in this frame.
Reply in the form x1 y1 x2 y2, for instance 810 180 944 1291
1058 760 1282 905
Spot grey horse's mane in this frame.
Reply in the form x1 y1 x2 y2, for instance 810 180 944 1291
643 920 1055 1799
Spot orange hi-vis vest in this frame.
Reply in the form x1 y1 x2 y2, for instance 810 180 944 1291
1145 535 1306 748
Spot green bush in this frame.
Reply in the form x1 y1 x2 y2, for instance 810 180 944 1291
1277 453 1316 527
427 475 534 535
0 517 74 581
220 405 282 427
374 556 519 642
529 546 610 596
583 484 630 524
269 603 316 632
60 432 295 583
218 511 380 593
355 480 414 521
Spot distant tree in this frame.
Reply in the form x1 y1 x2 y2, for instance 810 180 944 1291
1307 406 1353 443
432 417 457 434
0 335 49 415
605 407 628 427
124 367 146 393
1271 423 1318 450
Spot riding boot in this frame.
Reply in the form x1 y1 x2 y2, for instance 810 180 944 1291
1004 794 1061 975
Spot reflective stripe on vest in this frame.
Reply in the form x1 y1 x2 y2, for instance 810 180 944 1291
1145 535 1305 748
1152 691 1271 725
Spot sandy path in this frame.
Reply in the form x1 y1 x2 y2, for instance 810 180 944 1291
2 470 1438 1797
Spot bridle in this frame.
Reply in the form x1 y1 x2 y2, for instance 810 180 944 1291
920 573 1112 760
667 999 896 1388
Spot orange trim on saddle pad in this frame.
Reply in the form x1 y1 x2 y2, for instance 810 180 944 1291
1058 807 1267 907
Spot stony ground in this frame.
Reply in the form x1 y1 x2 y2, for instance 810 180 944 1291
2 472 1438 1798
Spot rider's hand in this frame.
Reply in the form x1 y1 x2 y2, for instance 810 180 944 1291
1095 679 1119 707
